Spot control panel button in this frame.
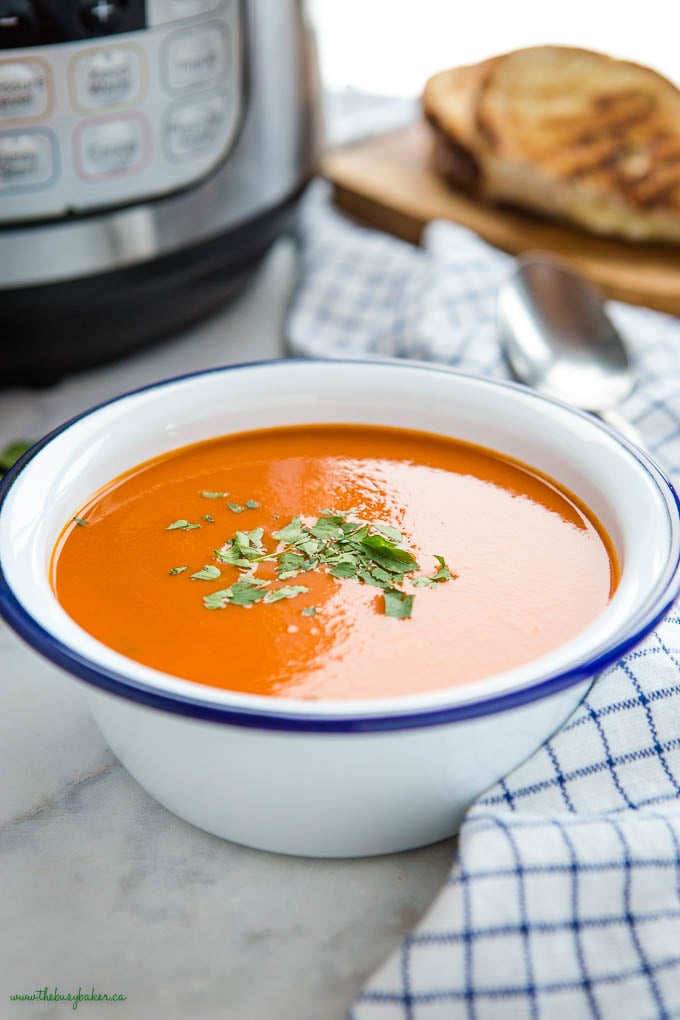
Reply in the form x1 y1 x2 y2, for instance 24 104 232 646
0 129 55 189
78 1 127 33
164 25 226 92
76 113 149 178
1 2 146 46
163 91 228 159
0 59 50 120
72 45 143 109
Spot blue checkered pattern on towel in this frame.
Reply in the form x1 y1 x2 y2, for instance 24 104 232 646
287 184 680 1019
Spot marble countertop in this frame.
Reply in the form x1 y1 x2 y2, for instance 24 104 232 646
0 239 455 1020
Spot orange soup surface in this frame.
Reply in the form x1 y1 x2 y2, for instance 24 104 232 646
51 425 618 700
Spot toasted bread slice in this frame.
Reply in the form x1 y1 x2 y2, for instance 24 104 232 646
423 46 680 243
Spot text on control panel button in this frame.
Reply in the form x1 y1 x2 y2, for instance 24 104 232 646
0 59 51 121
164 92 228 159
76 114 149 179
164 25 227 92
72 45 144 110
0 129 55 189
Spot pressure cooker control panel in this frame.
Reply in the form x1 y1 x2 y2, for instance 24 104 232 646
0 0 242 223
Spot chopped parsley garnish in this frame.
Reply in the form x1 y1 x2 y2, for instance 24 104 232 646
169 566 188 575
166 519 201 531
203 576 270 609
433 554 454 580
72 517 88 527
376 524 403 544
0 439 32 476
203 588 237 610
272 517 306 545
329 561 356 579
263 585 309 604
245 500 259 509
383 588 415 619
227 579 270 606
201 491 228 499
190 564 222 581
202 514 215 523
412 554 455 588
170 506 455 617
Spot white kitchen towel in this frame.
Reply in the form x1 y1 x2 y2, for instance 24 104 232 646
288 185 680 1019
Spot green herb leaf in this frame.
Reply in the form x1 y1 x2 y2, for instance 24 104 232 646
432 554 454 582
272 517 306 545
201 491 228 499
190 564 222 581
360 537 419 573
202 514 215 523
236 575 270 588
376 524 404 544
263 585 309 604
229 581 268 606
72 516 88 527
227 502 243 514
358 569 388 588
330 561 357 579
169 566 188 575
362 566 394 589
0 439 32 475
166 519 201 531
298 538 322 557
342 522 370 542
277 551 306 572
203 588 234 610
239 547 264 561
383 589 414 619
411 576 436 589
309 516 345 540
214 546 251 568
277 549 318 579
302 606 317 617
245 500 259 509
412 556 455 588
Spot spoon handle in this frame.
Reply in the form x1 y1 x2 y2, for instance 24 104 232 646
597 408 645 448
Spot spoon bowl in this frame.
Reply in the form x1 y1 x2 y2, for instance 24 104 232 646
498 255 637 424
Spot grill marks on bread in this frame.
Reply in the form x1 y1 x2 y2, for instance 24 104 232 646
423 46 680 241
543 91 680 208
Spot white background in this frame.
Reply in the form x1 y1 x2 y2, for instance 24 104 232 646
309 0 679 96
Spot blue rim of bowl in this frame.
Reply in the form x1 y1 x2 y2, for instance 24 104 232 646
1 358 680 734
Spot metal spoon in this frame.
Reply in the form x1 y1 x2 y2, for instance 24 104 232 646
497 254 641 445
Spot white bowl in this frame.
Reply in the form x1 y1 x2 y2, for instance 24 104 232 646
1 360 679 857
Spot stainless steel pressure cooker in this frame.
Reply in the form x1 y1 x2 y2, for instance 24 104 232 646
0 0 319 383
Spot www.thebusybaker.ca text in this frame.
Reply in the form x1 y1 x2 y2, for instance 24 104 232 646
9 986 126 1010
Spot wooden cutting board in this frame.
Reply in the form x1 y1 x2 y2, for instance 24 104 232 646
320 122 680 317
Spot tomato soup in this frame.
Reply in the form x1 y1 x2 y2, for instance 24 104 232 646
51 425 618 700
